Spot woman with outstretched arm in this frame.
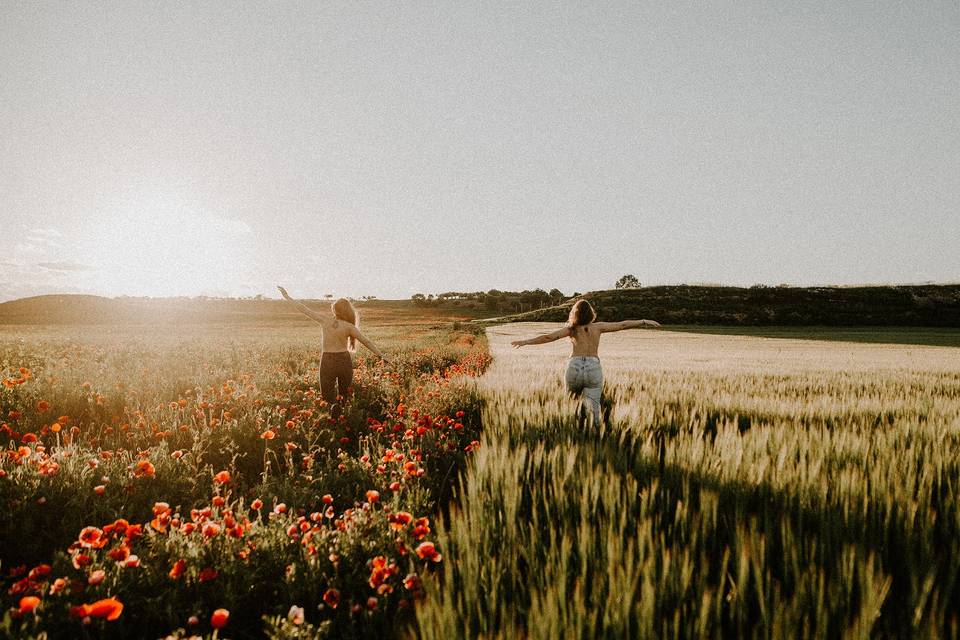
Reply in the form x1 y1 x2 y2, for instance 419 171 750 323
278 286 389 419
511 299 660 429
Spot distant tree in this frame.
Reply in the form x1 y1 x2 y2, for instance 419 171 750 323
411 293 427 307
324 294 334 299
615 275 641 289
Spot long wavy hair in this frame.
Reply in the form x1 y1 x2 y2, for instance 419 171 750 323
332 298 359 351
567 299 596 329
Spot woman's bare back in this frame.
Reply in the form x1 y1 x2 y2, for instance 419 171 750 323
569 324 602 357
321 319 352 353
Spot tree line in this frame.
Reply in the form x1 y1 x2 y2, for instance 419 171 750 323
411 289 570 314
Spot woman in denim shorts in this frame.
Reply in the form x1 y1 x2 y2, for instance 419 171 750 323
511 300 660 428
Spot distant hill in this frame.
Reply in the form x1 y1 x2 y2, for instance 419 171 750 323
481 284 960 327
5 286 960 327
0 295 481 326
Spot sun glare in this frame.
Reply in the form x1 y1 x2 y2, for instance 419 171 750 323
79 196 254 298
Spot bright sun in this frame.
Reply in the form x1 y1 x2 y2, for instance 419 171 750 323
77 194 255 297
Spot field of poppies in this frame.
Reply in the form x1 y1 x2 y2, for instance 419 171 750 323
0 322 490 639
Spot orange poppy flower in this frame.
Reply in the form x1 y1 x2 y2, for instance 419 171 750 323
36 400 50 413
19 596 40 615
214 470 231 484
78 526 107 549
87 597 123 621
169 559 187 579
133 460 155 478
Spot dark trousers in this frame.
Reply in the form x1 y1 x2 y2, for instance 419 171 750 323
319 351 353 419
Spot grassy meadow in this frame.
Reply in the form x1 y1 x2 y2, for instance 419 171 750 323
417 324 960 640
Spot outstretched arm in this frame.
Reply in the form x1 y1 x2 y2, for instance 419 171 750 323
511 327 571 348
595 319 661 333
349 326 389 362
277 286 329 325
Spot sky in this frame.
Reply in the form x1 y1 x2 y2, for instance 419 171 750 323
1 1 958 301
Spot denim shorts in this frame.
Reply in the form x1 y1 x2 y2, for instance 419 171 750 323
565 356 603 395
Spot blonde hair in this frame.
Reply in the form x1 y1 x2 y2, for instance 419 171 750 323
567 299 596 328
332 298 359 351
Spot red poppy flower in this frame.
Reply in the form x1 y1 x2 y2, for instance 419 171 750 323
211 608 229 629
389 511 413 530
198 567 218 582
415 541 443 563
323 588 340 608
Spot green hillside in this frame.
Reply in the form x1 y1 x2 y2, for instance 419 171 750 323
483 284 960 327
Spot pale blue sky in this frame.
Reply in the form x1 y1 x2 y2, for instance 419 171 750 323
1 1 958 301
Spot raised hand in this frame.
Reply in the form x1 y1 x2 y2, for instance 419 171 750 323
277 286 290 300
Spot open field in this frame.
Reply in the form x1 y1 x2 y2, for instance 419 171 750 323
4 319 960 638
0 296 485 327
663 325 960 349
417 323 960 639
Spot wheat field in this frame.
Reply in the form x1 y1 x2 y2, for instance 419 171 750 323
417 323 960 640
